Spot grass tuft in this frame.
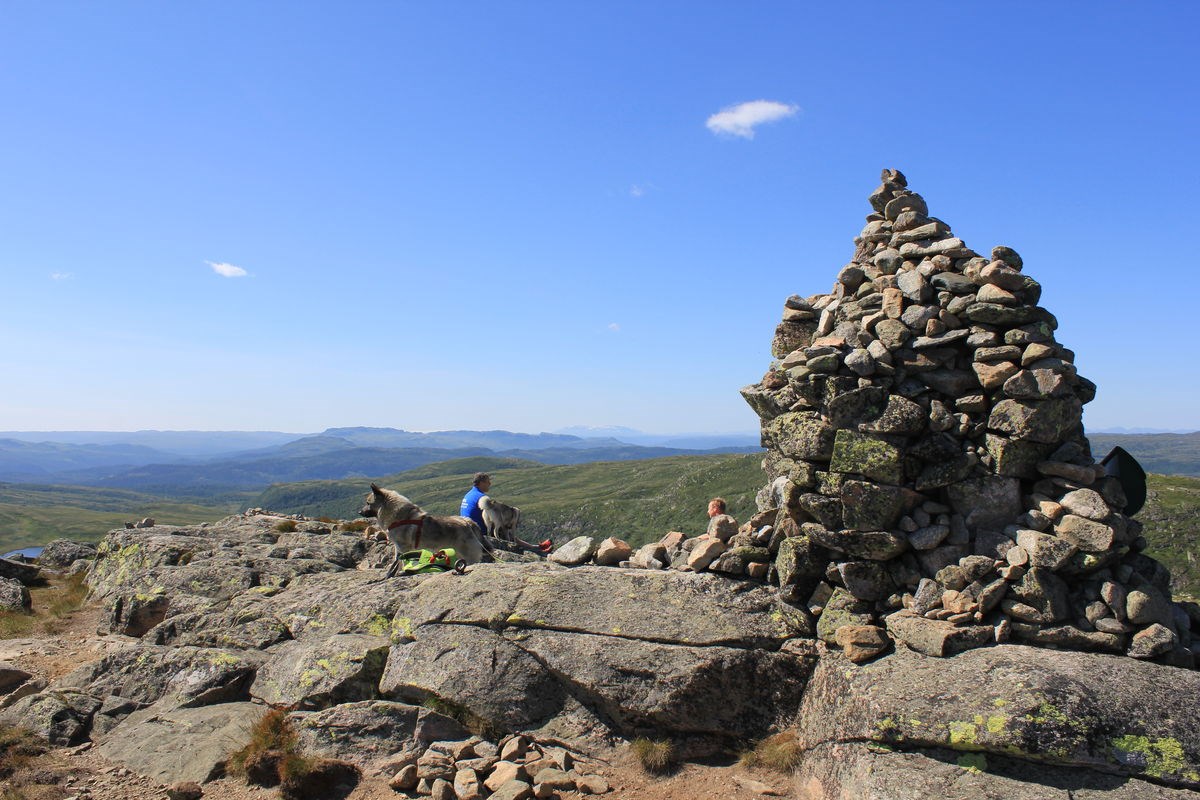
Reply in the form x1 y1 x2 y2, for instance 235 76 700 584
631 737 675 775
338 520 370 533
0 724 46 783
0 571 91 639
273 520 298 533
740 730 803 772
229 708 305 785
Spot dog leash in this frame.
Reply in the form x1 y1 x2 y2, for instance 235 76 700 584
388 517 425 549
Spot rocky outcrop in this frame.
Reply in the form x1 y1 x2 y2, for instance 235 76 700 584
740 169 1197 668
794 642 1200 796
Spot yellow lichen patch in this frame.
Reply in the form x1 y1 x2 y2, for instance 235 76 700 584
948 721 980 750
391 617 415 642
986 715 1008 735
364 614 390 636
993 698 1008 708
1110 735 1200 782
209 652 241 667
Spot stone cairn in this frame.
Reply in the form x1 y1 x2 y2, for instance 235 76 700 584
737 169 1200 665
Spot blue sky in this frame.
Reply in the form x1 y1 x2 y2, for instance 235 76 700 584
1 2 1197 435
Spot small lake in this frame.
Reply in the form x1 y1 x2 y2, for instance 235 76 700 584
2 546 43 560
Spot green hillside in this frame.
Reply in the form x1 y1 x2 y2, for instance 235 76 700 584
4 455 1198 602
256 453 766 549
1140 474 1200 599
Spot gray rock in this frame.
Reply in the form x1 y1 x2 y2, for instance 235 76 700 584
884 612 992 657
1129 624 1178 659
37 539 98 569
1055 515 1116 553
251 633 388 709
58 644 259 710
97 701 266 784
0 557 40 586
1014 529 1077 570
811 528 908 561
290 701 465 769
988 397 1083 445
797 643 1200 788
548 536 597 566
0 576 31 611
0 689 101 745
837 561 892 601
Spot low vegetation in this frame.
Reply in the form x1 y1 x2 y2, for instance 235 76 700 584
0 571 89 639
0 724 47 800
273 519 298 533
740 730 803 772
631 737 675 774
228 709 359 799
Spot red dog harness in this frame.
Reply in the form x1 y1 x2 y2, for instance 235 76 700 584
387 517 426 549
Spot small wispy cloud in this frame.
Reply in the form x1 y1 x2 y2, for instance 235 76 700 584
607 322 621 333
630 185 645 198
50 272 73 282
706 100 799 139
207 260 248 278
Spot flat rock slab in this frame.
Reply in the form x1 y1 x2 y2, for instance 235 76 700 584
252 633 389 708
96 701 266 784
289 701 466 769
401 562 793 648
795 741 1200 800
797 644 1200 789
381 621 813 743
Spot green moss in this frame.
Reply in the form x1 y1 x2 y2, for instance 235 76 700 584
957 753 988 773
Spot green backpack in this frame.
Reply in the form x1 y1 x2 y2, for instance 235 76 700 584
397 548 465 575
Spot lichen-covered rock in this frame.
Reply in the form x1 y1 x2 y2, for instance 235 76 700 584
797 643 1200 790
251 633 389 709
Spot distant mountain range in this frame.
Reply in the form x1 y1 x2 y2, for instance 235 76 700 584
0 427 761 497
2 426 1197 499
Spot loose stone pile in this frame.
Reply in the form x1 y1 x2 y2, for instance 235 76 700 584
546 514 773 579
386 732 608 800
738 169 1200 666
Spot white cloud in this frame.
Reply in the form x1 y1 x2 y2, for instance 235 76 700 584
706 100 799 139
630 184 645 198
207 261 248 278
50 272 72 281
607 323 621 332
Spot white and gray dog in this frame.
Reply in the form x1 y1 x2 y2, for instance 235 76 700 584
478 496 522 543
359 483 494 578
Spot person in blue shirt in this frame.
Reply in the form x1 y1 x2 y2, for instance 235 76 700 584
459 472 492 534
459 471 553 553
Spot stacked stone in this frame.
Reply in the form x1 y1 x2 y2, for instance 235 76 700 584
547 513 774 579
740 169 1199 666
387 733 607 800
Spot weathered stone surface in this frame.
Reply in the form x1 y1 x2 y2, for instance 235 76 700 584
988 397 1083 444
948 476 1021 532
765 411 836 462
593 537 632 566
37 539 98 569
794 741 1200 800
58 644 259 710
0 576 31 611
1056 515 1116 553
811 528 908 561
834 625 891 663
829 431 904 485
839 480 910 531
838 561 892 601
548 537 597 566
797 644 1200 789
96 701 266 784
290 701 466 768
1015 529 1077 570
0 689 101 745
884 612 992 657
0 557 40 586
251 633 388 709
